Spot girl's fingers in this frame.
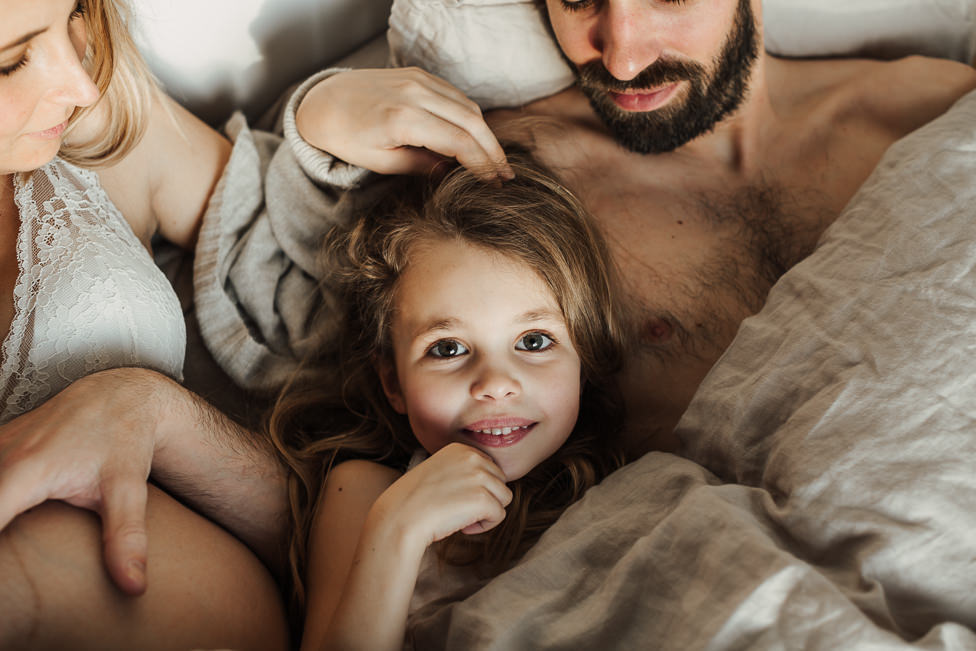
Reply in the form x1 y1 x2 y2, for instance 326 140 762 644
385 109 509 181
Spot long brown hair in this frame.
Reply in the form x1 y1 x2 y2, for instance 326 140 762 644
270 148 629 613
60 0 158 166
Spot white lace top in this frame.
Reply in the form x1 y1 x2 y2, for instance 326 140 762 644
0 159 185 424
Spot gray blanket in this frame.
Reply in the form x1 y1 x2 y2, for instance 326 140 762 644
407 88 976 649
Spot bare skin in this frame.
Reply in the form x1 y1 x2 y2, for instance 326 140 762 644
299 40 975 458
489 51 976 454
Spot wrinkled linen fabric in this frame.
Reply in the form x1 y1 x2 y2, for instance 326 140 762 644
0 159 185 423
405 89 976 649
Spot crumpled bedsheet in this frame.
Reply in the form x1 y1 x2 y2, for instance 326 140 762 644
407 88 976 650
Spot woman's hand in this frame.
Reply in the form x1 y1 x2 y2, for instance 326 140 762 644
371 443 513 549
296 68 514 182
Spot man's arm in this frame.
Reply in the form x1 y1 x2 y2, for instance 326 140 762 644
0 367 287 595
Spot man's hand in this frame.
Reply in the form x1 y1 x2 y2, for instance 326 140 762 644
296 67 514 182
0 367 165 595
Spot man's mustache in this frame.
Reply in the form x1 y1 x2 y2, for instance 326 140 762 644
577 58 706 92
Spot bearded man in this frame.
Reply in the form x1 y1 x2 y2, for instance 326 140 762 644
297 0 976 454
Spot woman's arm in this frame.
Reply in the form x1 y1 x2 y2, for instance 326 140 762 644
91 91 232 249
302 444 512 651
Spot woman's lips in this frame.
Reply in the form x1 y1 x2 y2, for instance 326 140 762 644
609 82 681 112
31 121 68 139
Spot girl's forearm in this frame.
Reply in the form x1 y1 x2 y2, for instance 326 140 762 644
312 505 427 651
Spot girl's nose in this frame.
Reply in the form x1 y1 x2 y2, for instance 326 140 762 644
470 362 521 401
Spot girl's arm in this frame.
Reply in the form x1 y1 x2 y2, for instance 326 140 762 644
295 67 512 181
302 444 513 651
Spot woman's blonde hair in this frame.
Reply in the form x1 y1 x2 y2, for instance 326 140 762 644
270 148 629 616
60 0 157 166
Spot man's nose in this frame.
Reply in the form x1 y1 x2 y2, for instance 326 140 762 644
597 2 664 81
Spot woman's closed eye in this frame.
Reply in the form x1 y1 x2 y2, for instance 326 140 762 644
427 339 469 358
515 332 555 352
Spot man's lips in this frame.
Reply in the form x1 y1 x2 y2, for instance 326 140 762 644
608 82 681 112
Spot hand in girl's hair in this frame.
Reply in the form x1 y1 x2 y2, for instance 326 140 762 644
296 67 514 182
369 443 513 549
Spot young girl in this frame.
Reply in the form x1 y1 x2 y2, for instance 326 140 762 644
271 150 630 650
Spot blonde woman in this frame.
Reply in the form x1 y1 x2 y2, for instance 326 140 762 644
0 0 291 647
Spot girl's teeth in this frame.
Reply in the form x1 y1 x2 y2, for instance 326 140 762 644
478 425 525 435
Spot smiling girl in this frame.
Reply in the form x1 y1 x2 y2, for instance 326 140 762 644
270 150 630 650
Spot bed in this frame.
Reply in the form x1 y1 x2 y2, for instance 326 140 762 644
137 0 976 648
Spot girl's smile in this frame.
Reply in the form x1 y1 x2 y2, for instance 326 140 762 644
380 237 583 481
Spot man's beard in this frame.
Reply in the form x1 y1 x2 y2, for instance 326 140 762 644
576 0 759 154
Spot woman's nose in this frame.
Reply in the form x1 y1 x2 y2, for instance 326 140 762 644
46 33 100 109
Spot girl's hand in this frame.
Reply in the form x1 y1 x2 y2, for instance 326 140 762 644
371 443 513 549
295 68 514 181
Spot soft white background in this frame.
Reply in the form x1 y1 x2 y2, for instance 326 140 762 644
133 0 393 124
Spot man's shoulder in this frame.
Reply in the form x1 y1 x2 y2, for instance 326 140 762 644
851 55 976 134
783 55 976 136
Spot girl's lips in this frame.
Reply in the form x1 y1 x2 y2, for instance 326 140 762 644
463 417 535 432
609 82 681 112
464 423 535 449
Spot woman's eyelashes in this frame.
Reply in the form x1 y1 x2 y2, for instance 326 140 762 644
0 3 86 78
0 56 29 77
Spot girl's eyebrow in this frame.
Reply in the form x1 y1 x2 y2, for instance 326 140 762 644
411 309 563 339
1 28 46 53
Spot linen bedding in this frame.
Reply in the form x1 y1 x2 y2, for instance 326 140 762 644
406 83 976 651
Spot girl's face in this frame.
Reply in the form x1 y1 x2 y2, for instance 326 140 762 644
0 0 99 175
380 237 583 481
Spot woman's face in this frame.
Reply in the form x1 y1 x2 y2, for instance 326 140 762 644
0 0 99 175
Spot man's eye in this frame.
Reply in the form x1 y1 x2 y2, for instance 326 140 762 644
428 340 468 358
559 0 595 11
515 332 554 352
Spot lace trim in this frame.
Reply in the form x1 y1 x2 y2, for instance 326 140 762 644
0 159 185 422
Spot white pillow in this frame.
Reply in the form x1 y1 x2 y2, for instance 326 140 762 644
134 0 394 124
388 0 976 110
763 0 976 62
388 0 573 110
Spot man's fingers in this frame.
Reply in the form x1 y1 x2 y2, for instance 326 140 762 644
100 478 149 596
0 459 48 534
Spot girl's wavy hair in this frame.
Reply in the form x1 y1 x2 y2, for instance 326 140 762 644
59 0 158 166
269 147 629 614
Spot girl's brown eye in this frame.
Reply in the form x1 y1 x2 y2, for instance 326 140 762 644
428 340 468 358
516 332 554 352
